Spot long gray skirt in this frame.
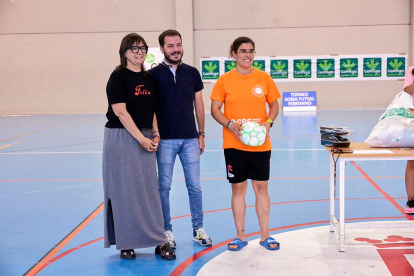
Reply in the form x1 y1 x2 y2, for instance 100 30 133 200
102 127 167 250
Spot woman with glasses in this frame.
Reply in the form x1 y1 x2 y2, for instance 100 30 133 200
210 36 281 251
103 33 175 260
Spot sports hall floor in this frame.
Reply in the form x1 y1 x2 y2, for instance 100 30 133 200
2 109 414 276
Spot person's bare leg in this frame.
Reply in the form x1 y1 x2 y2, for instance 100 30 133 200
252 180 277 248
229 181 248 249
405 161 414 199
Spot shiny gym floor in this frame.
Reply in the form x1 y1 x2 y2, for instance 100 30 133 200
2 109 414 276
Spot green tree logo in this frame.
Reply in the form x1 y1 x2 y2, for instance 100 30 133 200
317 59 334 78
295 60 309 72
387 57 405 77
363 58 381 77
252 61 263 70
145 53 155 64
318 60 333 71
340 58 358 78
294 59 311 78
342 60 356 70
204 61 217 73
226 61 236 71
365 59 379 70
389 59 403 70
201 60 220 80
272 61 286 72
270 60 288 79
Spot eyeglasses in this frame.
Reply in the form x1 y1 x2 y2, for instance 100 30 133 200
238 49 256 54
128 46 148 54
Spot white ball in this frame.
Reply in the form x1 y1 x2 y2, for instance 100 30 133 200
240 122 267 146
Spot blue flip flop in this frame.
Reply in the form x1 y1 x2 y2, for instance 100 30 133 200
259 237 280 250
228 238 248 251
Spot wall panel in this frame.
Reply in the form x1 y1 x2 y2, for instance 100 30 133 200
0 0 175 33
0 0 411 114
194 0 409 30
0 32 161 114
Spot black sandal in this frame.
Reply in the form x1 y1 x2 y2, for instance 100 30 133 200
120 249 136 260
155 243 176 260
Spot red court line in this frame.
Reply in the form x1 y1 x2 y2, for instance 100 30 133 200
23 203 104 276
171 216 405 276
0 124 57 143
0 176 404 183
38 237 104 271
172 197 409 219
39 197 410 271
350 161 413 220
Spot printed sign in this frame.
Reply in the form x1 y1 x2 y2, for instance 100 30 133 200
317 59 335 78
200 54 406 83
144 47 164 70
201 60 220 80
294 59 311 78
224 60 237 73
363 58 382 77
283 91 317 111
387 57 405 77
252 60 265 71
340 58 358 78
270 60 288 79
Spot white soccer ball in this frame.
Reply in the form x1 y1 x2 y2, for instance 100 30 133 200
240 122 267 146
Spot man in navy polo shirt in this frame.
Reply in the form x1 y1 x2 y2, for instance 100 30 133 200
149 29 212 248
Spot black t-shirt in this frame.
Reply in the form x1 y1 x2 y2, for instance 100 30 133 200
149 63 204 139
105 68 157 129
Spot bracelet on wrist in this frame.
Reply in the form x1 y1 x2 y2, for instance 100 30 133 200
266 119 273 128
227 121 233 130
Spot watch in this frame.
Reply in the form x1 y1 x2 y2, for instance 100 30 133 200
198 131 205 137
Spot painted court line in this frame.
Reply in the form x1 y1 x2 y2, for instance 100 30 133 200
23 183 100 194
170 216 406 276
351 161 413 220
0 151 103 154
23 203 104 276
0 124 57 143
34 198 409 272
0 144 11 150
38 237 104 272
0 176 405 183
0 148 325 154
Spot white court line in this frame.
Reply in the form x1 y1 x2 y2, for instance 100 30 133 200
0 149 325 155
0 183 102 198
23 183 100 194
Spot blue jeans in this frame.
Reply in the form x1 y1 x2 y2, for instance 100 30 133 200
157 138 203 231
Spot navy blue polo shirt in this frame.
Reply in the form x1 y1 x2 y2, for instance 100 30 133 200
149 62 204 139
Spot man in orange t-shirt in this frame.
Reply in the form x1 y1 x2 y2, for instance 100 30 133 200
210 36 281 252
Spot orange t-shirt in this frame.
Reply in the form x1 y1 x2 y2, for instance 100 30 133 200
210 68 281 151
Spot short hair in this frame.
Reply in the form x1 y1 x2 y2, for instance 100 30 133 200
116 33 148 73
229 36 255 58
158 29 182 47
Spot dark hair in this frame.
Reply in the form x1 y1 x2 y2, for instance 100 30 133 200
158 29 182 47
115 33 148 73
412 67 414 75
229 36 255 58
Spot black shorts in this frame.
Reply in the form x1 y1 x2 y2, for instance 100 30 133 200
224 148 271 184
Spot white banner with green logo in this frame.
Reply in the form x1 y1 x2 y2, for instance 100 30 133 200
200 54 407 82
144 47 164 70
